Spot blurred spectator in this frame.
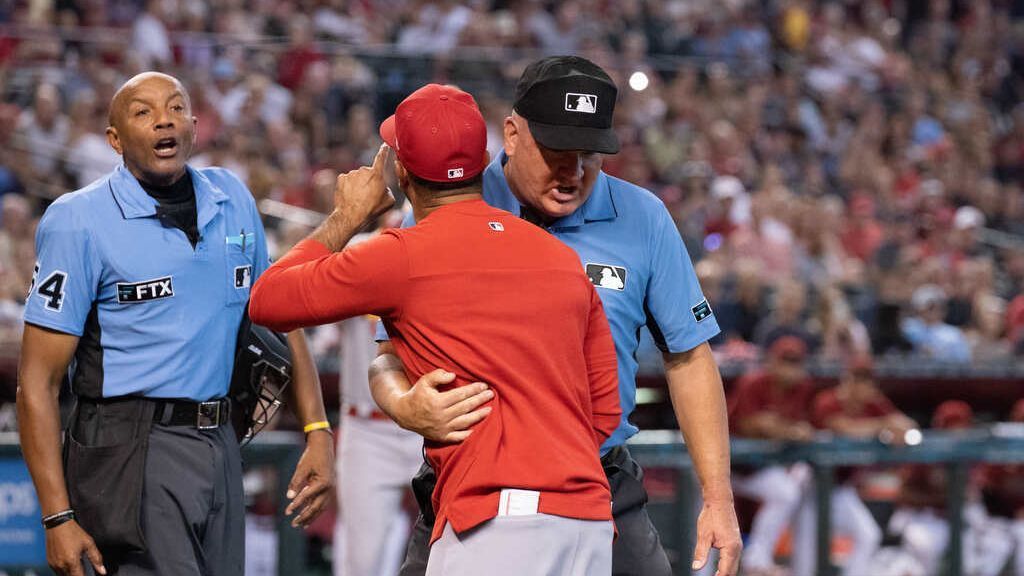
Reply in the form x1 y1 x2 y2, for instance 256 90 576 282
65 89 120 188
131 0 173 69
840 194 883 263
728 336 816 575
810 285 871 361
753 279 817 352
902 284 972 362
965 293 1013 362
14 82 69 185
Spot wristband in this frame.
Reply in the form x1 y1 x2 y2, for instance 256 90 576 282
42 509 76 530
303 420 331 434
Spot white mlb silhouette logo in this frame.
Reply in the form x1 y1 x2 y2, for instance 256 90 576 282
448 168 464 179
565 93 597 113
488 222 504 232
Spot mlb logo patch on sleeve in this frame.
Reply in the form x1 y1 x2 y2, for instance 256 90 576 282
692 299 713 322
585 263 626 291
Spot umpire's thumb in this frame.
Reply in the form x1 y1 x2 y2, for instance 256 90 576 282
691 530 712 570
85 537 106 575
419 369 456 391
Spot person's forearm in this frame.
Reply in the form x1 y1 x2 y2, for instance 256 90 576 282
16 373 71 516
368 352 412 421
310 210 363 253
665 343 733 501
249 213 370 333
284 330 328 428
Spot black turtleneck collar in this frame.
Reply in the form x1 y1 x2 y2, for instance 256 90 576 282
140 171 201 248
140 170 194 205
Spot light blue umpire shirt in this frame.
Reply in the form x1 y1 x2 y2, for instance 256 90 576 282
24 165 269 401
380 152 720 452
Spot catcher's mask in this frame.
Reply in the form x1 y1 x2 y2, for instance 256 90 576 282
230 315 291 444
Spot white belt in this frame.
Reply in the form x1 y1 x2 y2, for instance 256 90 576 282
497 489 540 516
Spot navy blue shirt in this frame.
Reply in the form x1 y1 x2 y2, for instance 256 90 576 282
24 165 269 401
383 153 720 450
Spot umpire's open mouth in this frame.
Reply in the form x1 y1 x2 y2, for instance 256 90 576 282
154 137 179 158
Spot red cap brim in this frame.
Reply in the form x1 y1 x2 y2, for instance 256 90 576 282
379 115 398 150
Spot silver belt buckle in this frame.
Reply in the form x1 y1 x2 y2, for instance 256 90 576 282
197 400 221 430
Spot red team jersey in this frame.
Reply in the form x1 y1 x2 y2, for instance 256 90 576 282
727 371 816 432
250 199 620 543
810 388 897 429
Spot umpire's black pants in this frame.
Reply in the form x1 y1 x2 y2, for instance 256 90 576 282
398 445 673 576
73 399 245 576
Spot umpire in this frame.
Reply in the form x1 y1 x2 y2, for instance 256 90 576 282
370 56 743 576
16 72 334 576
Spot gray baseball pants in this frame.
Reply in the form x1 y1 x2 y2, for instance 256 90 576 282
424 514 613 576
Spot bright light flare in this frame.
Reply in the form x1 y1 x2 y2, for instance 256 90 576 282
629 71 649 92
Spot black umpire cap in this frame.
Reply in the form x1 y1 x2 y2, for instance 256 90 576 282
513 55 620 155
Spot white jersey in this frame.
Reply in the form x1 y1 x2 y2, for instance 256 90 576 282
338 232 381 410
338 314 382 410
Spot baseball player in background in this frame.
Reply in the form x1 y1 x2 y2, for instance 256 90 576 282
979 399 1024 576
333 233 423 576
890 401 1015 576
791 355 915 576
727 336 816 576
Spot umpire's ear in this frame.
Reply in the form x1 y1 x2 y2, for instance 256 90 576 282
503 114 520 157
106 125 123 155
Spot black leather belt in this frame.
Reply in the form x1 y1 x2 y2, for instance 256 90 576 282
154 398 231 430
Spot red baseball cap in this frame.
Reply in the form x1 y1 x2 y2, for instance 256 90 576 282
379 84 487 184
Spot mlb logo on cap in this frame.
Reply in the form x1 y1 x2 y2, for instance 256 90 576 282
565 93 597 114
378 84 488 183
512 56 620 154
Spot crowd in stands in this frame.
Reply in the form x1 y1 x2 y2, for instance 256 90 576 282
2 1 1024 572
3 0 1024 374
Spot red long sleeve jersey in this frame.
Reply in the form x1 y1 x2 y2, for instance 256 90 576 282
250 199 620 542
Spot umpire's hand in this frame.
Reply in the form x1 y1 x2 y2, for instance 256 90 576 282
285 430 336 528
691 496 743 576
46 521 106 575
394 369 494 443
